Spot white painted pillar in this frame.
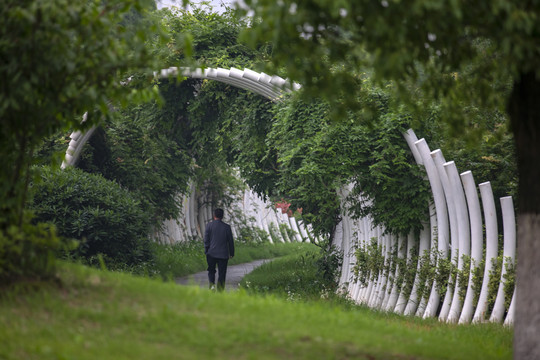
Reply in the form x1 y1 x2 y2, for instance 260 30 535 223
445 161 470 323
490 196 516 322
415 140 449 318
432 150 458 321
385 234 406 311
381 234 397 310
394 231 416 314
459 171 484 323
473 182 499 322
404 224 430 315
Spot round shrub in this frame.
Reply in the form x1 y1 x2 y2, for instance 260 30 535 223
29 166 152 265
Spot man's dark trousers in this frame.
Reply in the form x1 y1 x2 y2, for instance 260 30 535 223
206 254 229 290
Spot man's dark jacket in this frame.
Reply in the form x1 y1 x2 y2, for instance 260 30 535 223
204 219 234 259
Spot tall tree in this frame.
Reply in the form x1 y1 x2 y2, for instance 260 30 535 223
239 1 538 358
0 0 163 280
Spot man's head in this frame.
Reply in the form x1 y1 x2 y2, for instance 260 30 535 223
213 208 224 220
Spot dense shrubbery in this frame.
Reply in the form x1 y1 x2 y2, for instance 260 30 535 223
240 244 350 305
0 213 65 283
29 166 153 265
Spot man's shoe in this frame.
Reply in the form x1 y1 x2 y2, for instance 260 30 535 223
209 284 216 291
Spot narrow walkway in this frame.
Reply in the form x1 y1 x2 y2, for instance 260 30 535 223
175 259 270 290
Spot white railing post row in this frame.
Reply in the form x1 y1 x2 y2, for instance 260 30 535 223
491 196 517 322
473 182 499 322
444 161 470 323
459 171 484 323
431 150 458 322
415 139 449 318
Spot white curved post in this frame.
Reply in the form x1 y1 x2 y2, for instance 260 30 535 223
431 150 457 321
353 218 368 302
445 161 470 323
403 129 423 165
394 231 416 314
385 234 406 312
473 182 499 322
504 288 516 326
415 139 449 318
404 224 430 315
368 228 383 307
490 196 516 322
459 171 484 323
381 234 397 311
378 233 392 309
341 216 353 290
350 220 363 302
358 218 372 304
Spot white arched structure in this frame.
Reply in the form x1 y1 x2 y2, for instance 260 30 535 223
62 67 516 325
338 129 517 326
61 67 307 246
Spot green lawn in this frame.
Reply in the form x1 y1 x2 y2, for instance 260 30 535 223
0 261 512 360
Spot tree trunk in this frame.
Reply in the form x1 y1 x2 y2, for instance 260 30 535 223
508 72 540 360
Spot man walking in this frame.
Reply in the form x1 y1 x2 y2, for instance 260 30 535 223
204 208 235 291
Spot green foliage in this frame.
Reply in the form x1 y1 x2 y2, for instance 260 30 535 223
268 223 283 243
457 256 472 302
241 244 348 304
0 213 69 284
77 98 194 224
156 5 267 68
29 166 152 265
503 257 516 311
434 254 455 299
0 0 163 280
238 0 524 131
353 238 384 286
265 90 429 239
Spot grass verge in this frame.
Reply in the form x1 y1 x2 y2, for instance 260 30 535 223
0 262 512 360
240 243 346 304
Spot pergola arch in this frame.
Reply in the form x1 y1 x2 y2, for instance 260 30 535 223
62 67 298 168
60 67 517 325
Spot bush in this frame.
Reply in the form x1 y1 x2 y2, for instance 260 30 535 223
0 212 66 284
29 166 152 265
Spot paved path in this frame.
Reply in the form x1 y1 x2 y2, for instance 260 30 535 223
175 259 270 290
